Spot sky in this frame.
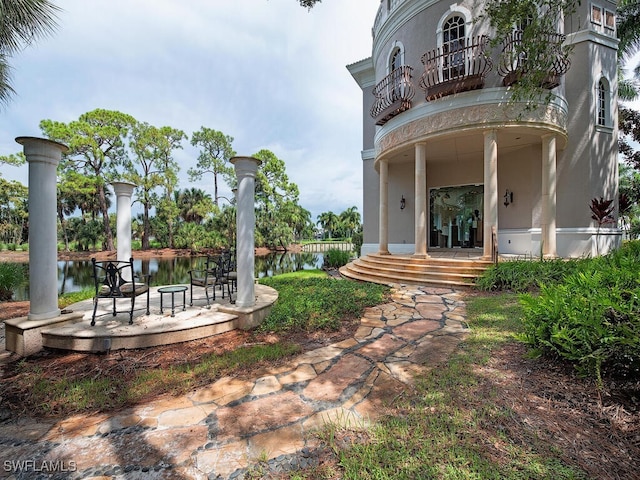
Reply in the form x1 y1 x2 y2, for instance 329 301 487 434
0 0 380 223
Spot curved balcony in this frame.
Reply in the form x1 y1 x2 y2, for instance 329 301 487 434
370 65 415 126
419 36 492 102
498 30 570 89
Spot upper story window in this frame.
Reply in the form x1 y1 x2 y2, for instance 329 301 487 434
596 78 611 128
386 43 407 100
591 3 616 35
442 16 466 80
597 81 606 126
387 41 405 74
390 47 402 72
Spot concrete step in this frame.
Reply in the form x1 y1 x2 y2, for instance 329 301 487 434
339 253 492 287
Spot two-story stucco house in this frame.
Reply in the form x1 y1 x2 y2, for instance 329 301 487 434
344 0 620 284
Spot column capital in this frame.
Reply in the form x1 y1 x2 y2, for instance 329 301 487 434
16 136 68 167
230 156 262 177
111 181 136 197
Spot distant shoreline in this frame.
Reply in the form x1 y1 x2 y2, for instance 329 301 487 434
0 245 303 263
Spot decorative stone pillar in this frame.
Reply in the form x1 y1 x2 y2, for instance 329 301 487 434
16 136 68 320
378 158 390 254
111 181 136 262
483 130 498 259
414 142 428 258
542 134 557 258
230 156 261 308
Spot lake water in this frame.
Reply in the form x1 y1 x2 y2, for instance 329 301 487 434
10 252 324 301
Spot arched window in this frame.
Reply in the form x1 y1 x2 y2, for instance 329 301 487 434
390 47 402 72
442 16 466 80
596 78 610 127
386 43 405 101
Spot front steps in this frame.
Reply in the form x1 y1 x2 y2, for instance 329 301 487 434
339 253 493 287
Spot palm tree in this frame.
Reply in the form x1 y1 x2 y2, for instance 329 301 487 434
0 0 60 106
617 0 640 99
175 188 213 225
289 205 313 241
317 211 339 240
339 206 361 239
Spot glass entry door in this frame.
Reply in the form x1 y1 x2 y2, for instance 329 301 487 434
429 185 483 248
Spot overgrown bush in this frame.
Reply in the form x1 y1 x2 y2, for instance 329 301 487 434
476 257 582 292
519 241 640 381
323 248 351 269
0 262 27 301
258 276 389 332
352 230 363 257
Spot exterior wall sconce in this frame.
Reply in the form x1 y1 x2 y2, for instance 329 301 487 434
400 195 406 210
504 189 513 207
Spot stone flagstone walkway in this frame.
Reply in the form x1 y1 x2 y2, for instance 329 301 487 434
0 285 469 480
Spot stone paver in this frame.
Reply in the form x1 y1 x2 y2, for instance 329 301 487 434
0 284 469 479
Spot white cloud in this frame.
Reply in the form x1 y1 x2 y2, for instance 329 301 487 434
0 0 379 222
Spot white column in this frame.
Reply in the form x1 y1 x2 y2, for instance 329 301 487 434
230 156 261 308
378 159 390 254
111 181 136 263
414 142 428 258
542 134 557 258
483 130 498 259
16 136 68 321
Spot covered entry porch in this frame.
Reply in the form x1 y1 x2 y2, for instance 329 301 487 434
372 122 567 261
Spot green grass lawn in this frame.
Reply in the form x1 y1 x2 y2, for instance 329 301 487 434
4 266 622 478
296 293 589 480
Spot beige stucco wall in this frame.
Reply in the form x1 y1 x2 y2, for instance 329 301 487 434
355 0 621 257
560 22 619 229
362 157 378 245
388 162 415 244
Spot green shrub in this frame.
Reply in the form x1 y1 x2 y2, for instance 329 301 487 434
352 231 363 257
476 257 581 292
258 276 389 332
0 262 27 301
323 248 351 269
519 241 640 381
7 243 17 252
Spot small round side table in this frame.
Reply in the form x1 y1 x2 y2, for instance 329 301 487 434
157 285 188 317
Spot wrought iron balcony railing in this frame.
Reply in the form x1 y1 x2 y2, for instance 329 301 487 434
498 30 570 88
419 36 492 102
370 65 415 126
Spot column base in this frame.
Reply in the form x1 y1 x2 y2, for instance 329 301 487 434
412 253 430 259
28 309 61 321
378 249 391 255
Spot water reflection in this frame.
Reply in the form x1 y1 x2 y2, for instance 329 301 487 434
11 252 324 301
